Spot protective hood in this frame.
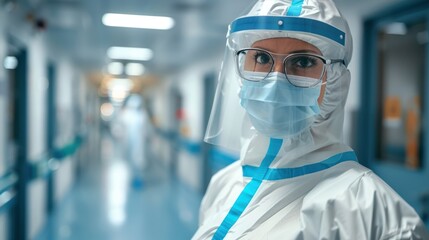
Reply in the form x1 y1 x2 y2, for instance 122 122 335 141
204 0 354 168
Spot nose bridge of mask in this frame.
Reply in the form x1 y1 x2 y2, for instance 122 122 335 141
239 73 321 106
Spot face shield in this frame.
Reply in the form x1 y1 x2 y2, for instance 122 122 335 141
205 0 353 153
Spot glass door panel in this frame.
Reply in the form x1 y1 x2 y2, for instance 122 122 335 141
376 19 426 169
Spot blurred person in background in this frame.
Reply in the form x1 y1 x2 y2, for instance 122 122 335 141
193 0 429 239
117 94 149 189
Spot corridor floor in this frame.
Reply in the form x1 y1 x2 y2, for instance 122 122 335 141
35 132 202 240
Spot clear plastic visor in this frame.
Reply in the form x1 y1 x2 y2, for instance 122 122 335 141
204 44 247 152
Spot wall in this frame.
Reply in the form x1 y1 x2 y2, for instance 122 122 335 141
0 8 7 177
26 33 49 240
53 58 76 204
0 7 8 240
3 5 80 238
175 59 220 192
176 67 204 191
150 81 175 167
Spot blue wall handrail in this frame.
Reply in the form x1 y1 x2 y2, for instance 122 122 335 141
153 127 203 155
180 138 202 155
154 128 176 140
0 172 18 213
0 172 18 194
28 134 84 181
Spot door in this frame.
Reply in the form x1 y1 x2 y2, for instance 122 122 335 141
46 63 56 213
0 36 29 240
360 1 429 226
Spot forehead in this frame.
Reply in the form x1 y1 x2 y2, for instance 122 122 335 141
251 37 322 55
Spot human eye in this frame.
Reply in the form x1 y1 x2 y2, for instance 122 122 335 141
289 55 319 69
254 51 272 65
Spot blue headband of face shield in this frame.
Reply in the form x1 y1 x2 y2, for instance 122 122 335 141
228 16 346 46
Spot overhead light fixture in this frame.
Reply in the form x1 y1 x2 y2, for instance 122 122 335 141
4 56 18 69
108 78 134 92
102 13 175 30
107 47 153 61
125 63 145 76
108 62 124 75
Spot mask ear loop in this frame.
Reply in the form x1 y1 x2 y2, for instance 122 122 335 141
320 58 345 87
321 64 328 86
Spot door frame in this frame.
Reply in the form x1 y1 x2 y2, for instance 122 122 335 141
359 0 429 223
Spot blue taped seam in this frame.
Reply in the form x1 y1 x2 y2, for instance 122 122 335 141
242 151 358 180
212 138 283 240
212 179 262 240
229 16 345 46
286 0 304 16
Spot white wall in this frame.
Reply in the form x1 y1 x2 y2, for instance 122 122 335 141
26 33 49 240
177 67 204 142
53 58 76 204
27 179 47 239
175 59 220 192
54 158 74 202
55 58 75 145
150 81 174 167
27 34 48 161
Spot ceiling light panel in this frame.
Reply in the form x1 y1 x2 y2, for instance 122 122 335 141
108 62 124 75
102 13 175 30
108 78 133 92
125 63 145 76
107 47 153 61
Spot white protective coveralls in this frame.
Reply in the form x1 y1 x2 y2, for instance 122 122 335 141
193 0 429 239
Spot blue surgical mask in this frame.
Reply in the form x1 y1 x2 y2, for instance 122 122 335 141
239 72 321 138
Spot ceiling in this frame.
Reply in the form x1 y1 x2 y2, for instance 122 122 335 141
5 0 254 76
5 0 407 79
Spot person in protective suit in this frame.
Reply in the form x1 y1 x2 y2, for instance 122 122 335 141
193 0 429 239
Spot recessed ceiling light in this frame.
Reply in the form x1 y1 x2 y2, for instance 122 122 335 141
102 13 175 30
125 63 145 76
108 62 124 75
107 47 153 61
108 78 133 92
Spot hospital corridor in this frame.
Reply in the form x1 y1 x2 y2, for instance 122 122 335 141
1 0 429 239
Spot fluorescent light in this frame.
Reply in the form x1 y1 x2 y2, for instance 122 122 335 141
102 13 175 30
107 47 153 61
4 56 18 69
108 78 133 92
108 62 124 75
125 63 145 76
110 90 129 103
